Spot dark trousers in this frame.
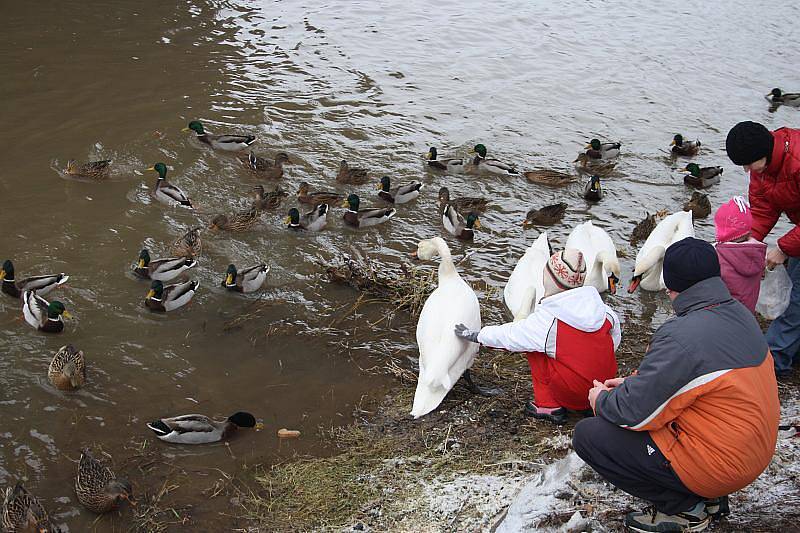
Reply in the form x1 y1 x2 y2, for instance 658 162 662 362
572 416 702 515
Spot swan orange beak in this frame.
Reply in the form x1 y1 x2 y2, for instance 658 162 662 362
627 275 642 293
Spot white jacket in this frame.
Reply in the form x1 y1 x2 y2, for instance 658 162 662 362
477 286 621 355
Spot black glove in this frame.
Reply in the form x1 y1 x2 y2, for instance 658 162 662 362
454 323 480 343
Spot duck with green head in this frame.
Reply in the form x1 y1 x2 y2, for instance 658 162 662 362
222 264 269 293
583 175 603 201
22 291 71 333
133 249 197 282
670 134 701 157
442 204 481 240
183 120 256 151
342 194 396 228
584 138 621 160
1 259 69 299
766 88 800 106
285 204 328 231
681 162 722 189
147 411 262 444
426 147 467 173
468 144 519 175
147 163 193 209
376 175 423 204
145 279 199 312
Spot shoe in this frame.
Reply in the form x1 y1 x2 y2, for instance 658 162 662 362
524 401 567 425
624 502 709 532
704 495 729 519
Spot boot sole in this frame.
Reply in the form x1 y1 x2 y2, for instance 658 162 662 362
625 517 710 532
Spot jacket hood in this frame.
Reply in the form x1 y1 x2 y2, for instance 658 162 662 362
716 241 767 277
539 286 608 332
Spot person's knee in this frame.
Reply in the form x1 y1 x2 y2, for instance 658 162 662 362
572 417 597 460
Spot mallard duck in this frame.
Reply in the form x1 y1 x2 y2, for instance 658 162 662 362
132 249 196 282
1 260 68 299
523 203 567 228
147 411 260 444
442 205 481 240
573 153 617 175
171 227 202 258
336 160 370 184
222 264 269 293
286 204 328 231
671 134 701 157
251 185 288 210
376 176 423 204
584 138 621 160
682 163 722 189
65 159 111 180
630 210 668 245
468 144 519 176
209 207 262 232
425 147 467 173
147 163 193 209
241 152 290 179
2 482 56 532
22 291 70 333
183 120 255 151
683 191 712 219
145 279 199 312
48 344 86 391
521 169 574 186
437 187 489 213
411 237 488 418
75 448 133 514
583 175 603 201
297 182 343 205
342 194 396 228
766 88 800 106
504 232 551 320
566 221 621 294
629 211 694 292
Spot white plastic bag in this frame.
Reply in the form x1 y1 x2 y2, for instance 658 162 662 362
756 265 792 320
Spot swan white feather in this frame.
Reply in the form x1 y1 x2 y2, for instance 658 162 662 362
503 232 550 321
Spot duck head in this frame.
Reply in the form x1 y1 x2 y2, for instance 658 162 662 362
587 175 602 194
297 182 310 197
274 152 291 165
147 280 164 300
378 176 391 192
106 478 134 507
228 411 257 428
466 212 481 230
671 134 684 147
137 249 151 268
285 208 300 226
343 193 360 211
770 88 782 98
183 120 205 135
437 187 451 205
0 259 14 281
471 144 488 158
587 138 602 150
682 163 701 177
48 300 71 320
224 264 238 286
146 162 168 180
209 214 228 231
426 147 438 160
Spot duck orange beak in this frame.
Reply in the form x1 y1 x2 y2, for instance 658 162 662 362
146 289 155 299
225 273 234 285
473 219 482 229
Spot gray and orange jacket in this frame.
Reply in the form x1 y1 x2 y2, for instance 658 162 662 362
595 277 779 498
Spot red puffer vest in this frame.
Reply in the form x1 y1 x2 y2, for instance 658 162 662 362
748 127 800 256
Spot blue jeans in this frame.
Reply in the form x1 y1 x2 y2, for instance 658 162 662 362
766 258 800 373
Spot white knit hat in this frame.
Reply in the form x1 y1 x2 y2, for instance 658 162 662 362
543 248 586 297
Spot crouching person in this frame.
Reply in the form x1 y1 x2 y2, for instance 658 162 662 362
455 248 620 425
573 237 779 533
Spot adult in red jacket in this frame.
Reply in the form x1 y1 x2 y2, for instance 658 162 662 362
726 121 800 376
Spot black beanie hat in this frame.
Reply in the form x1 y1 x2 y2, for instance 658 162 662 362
725 121 774 165
663 237 720 293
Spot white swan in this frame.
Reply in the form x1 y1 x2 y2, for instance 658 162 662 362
565 221 621 294
503 232 551 321
411 237 481 419
629 211 694 292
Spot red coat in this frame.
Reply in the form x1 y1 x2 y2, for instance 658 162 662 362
749 127 800 256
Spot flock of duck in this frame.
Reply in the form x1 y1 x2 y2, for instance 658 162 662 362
0 96 773 530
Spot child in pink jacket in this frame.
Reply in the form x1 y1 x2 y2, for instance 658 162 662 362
714 197 767 314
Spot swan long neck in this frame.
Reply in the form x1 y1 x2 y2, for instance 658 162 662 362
513 285 537 321
634 246 665 276
433 239 457 279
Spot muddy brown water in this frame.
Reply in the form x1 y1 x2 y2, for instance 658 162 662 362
1 1 798 530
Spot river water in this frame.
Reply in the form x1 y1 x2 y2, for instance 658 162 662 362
1 0 798 530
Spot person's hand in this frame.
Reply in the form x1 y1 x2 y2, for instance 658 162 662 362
454 323 480 343
766 246 788 270
588 379 611 413
603 377 626 388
